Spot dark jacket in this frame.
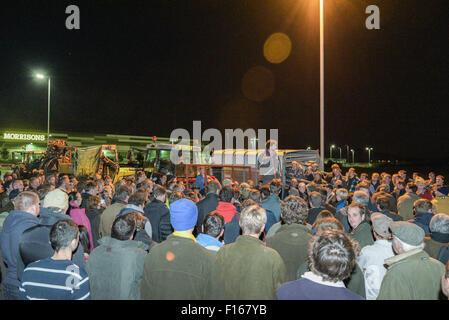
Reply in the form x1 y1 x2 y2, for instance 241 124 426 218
85 208 103 248
143 199 172 243
0 210 39 287
266 223 312 282
223 211 241 244
350 221 374 249
86 237 149 300
307 207 326 225
380 209 404 222
409 212 434 236
196 193 219 231
140 234 225 299
17 208 86 282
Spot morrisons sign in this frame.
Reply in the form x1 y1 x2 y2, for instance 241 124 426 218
3 133 46 142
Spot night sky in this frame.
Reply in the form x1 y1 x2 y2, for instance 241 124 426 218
1 0 448 162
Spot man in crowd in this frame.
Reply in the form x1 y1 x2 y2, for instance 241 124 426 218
376 196 404 221
424 213 449 259
357 212 395 300
348 203 374 249
397 183 420 220
377 221 445 300
266 195 311 281
99 185 132 238
260 179 282 222
409 198 434 236
19 219 90 300
432 186 449 215
196 180 221 232
196 212 225 252
0 192 40 299
257 139 281 185
140 198 224 299
277 230 364 300
344 168 360 193
216 205 287 299
87 212 149 299
215 186 237 224
144 185 171 243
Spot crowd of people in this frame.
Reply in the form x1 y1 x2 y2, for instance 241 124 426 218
0 162 448 300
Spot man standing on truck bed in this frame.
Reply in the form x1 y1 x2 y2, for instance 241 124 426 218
257 140 282 185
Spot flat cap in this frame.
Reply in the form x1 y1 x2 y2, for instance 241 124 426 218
371 212 393 238
390 221 425 246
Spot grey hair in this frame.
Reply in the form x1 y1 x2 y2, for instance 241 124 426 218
430 213 449 234
352 190 370 207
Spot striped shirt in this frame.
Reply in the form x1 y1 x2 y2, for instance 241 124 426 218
19 258 90 300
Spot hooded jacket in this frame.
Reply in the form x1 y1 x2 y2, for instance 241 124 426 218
0 210 39 287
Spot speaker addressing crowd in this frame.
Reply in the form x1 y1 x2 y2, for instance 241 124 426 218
0 162 448 300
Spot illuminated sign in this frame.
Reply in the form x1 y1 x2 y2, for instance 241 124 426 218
3 133 46 142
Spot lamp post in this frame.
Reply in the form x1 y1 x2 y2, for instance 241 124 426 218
36 73 51 146
319 0 324 171
350 149 355 163
366 147 373 165
338 147 342 159
330 144 335 159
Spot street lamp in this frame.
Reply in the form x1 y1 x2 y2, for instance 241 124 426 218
338 147 342 159
319 0 324 171
350 149 355 163
35 73 51 146
330 144 335 159
366 147 373 165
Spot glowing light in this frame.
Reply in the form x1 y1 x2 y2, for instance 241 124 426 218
36 74 45 79
263 32 292 64
166 251 175 262
241 66 275 102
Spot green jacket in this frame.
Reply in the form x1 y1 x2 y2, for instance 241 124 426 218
351 221 374 250
99 202 126 238
397 192 421 221
86 237 148 300
216 235 287 300
424 237 448 259
266 223 311 282
140 234 225 300
377 249 445 300
296 261 366 298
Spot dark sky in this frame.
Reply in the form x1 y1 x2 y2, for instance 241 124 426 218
0 0 448 161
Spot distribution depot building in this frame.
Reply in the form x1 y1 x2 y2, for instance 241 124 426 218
0 130 171 163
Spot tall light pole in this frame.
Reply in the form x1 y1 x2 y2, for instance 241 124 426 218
36 73 51 146
319 0 324 170
366 147 373 165
330 144 335 159
350 149 355 163
338 147 342 159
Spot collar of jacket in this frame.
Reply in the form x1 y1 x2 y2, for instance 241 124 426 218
172 231 197 242
430 231 449 243
126 204 144 213
236 234 264 246
352 220 370 234
39 207 72 225
384 248 423 266
98 236 149 251
278 223 311 234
